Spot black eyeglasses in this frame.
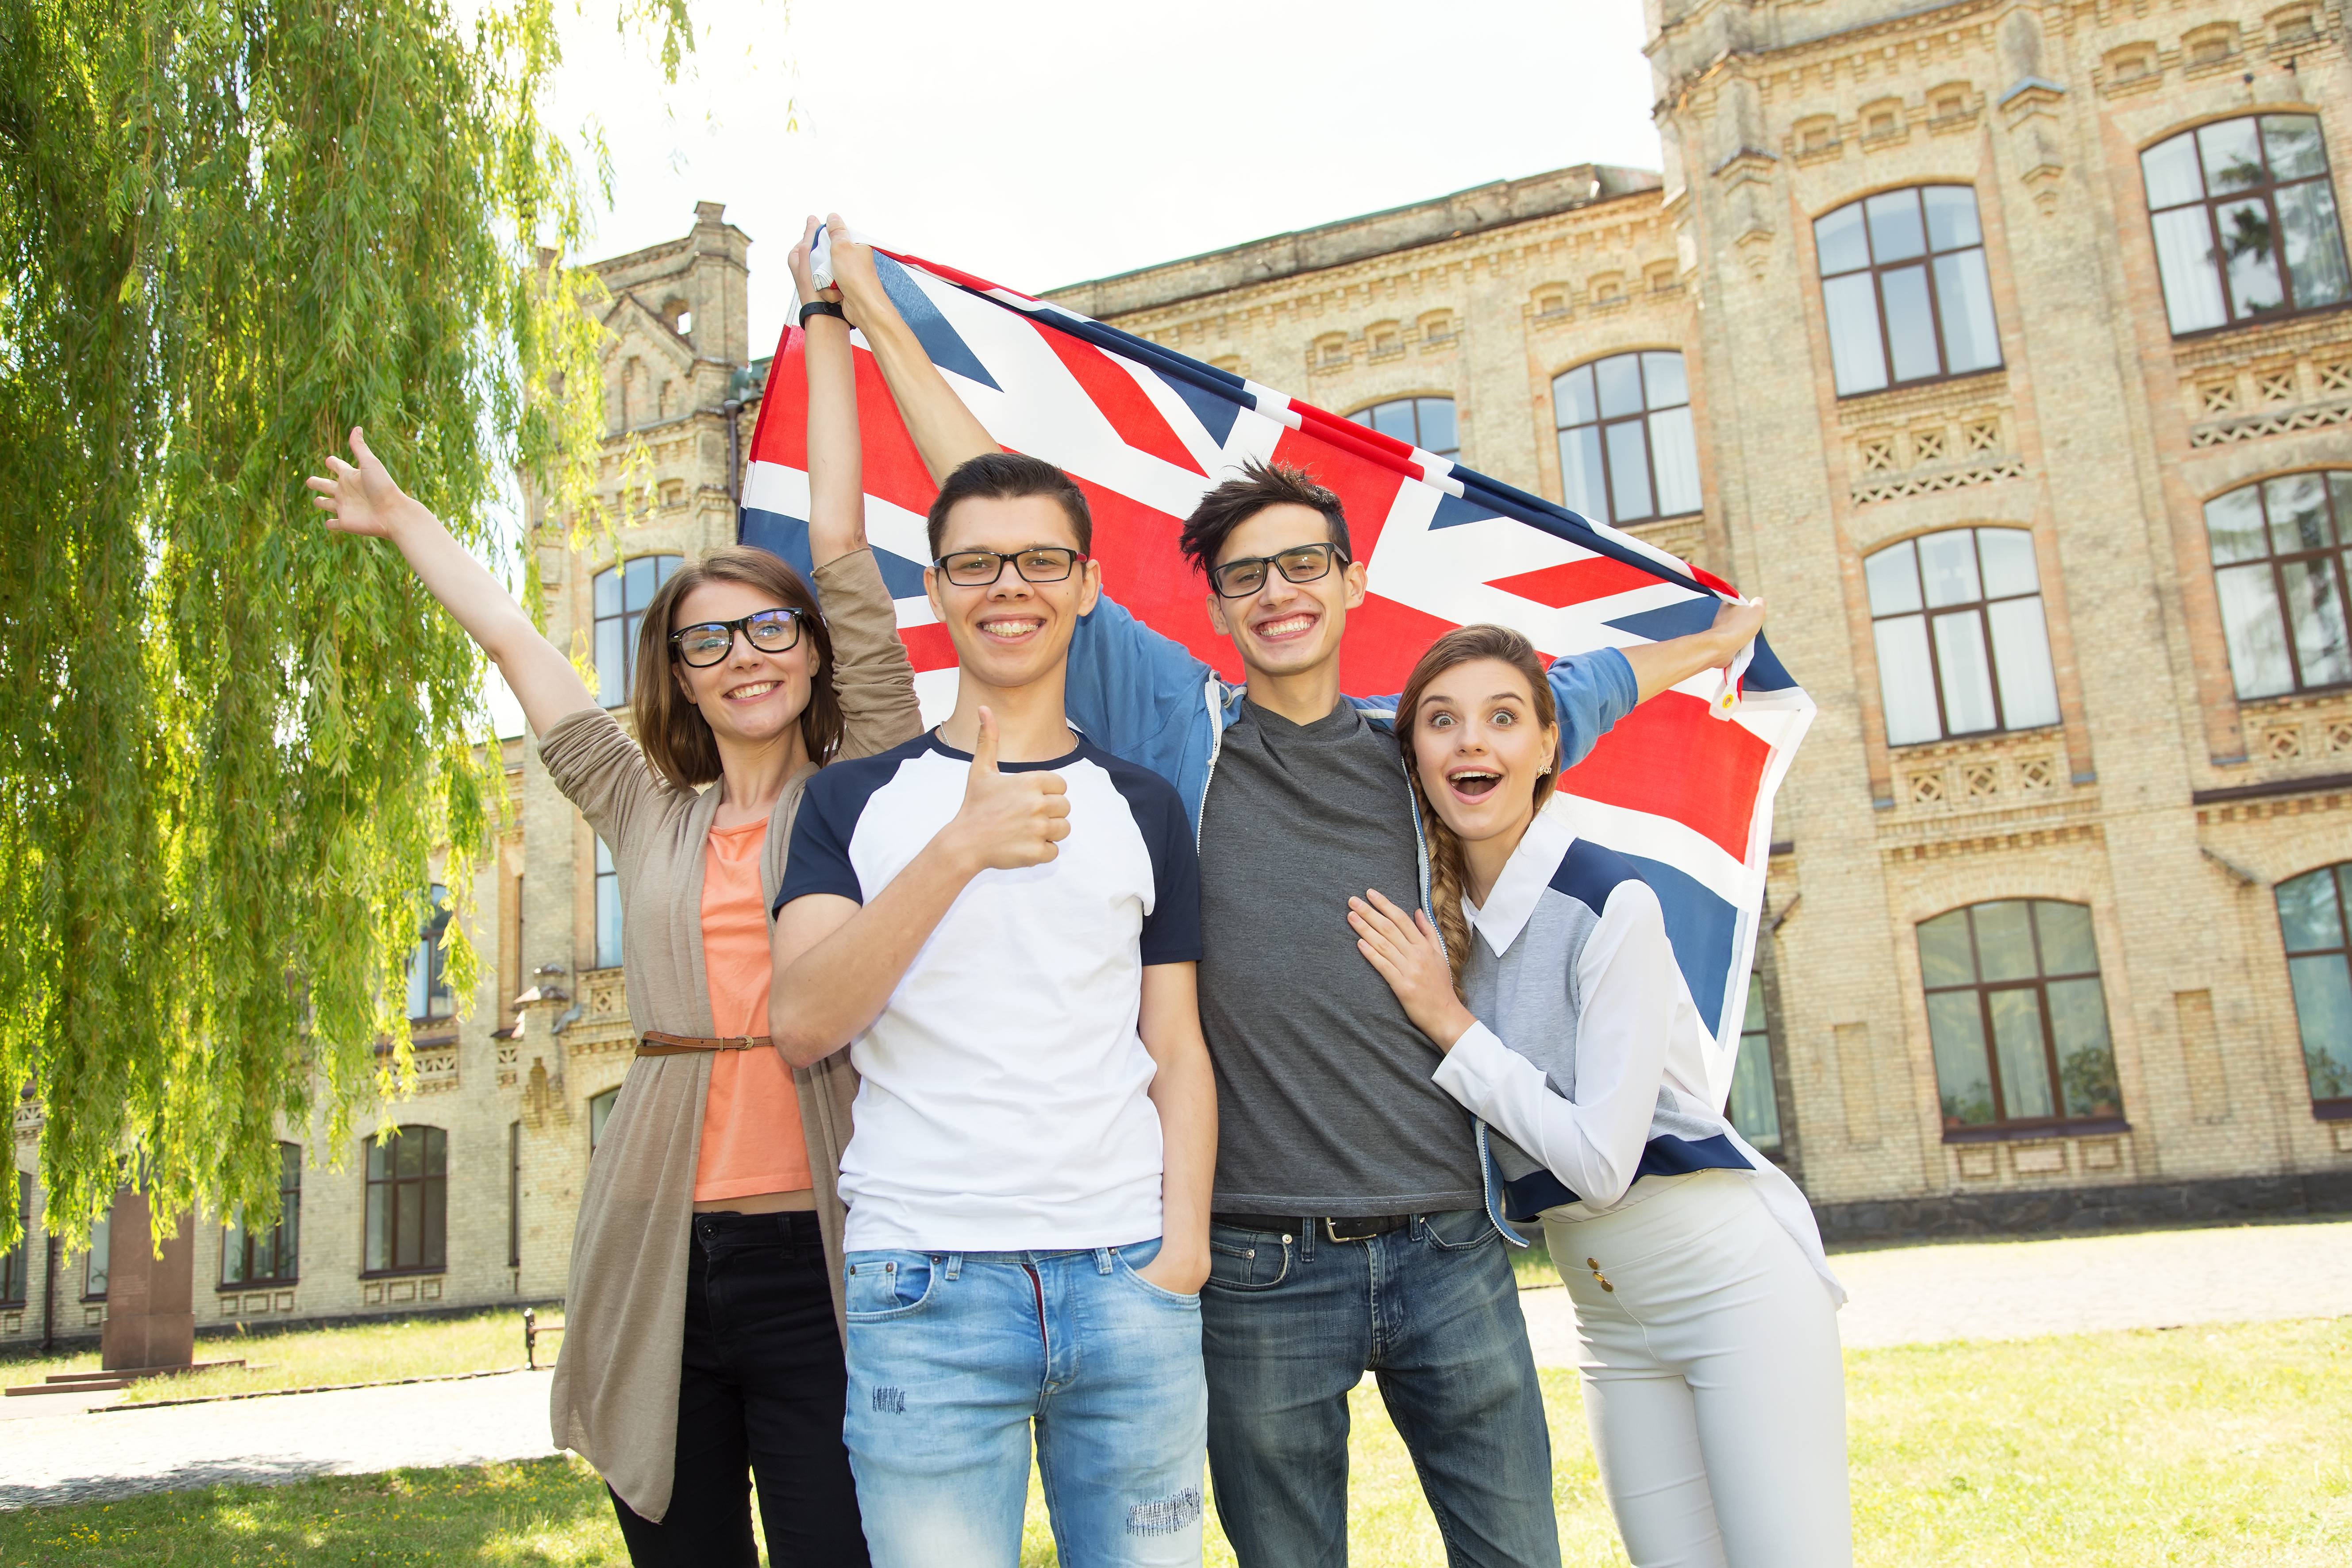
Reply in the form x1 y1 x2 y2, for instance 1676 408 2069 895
932 546 1088 588
1208 542 1349 599
668 609 804 666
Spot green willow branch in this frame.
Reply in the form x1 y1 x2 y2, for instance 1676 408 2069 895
0 0 703 1253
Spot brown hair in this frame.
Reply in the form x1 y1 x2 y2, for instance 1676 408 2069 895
629 546 842 791
926 451 1092 558
1177 458 1349 574
1393 624 1561 990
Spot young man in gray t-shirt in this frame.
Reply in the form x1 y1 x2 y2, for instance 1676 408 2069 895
834 229 1762 1564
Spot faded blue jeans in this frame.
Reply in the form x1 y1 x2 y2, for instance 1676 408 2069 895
841 1237 1207 1568
1201 1208 1560 1568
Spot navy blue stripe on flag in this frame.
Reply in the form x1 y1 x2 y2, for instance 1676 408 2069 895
1617 850 1739 1030
1499 1134 1752 1220
741 506 928 600
872 254 1001 391
741 507 815 584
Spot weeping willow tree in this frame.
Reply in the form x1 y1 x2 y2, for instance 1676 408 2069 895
0 0 699 1254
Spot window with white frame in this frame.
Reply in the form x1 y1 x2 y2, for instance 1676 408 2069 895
592 555 683 709
2142 114 2350 335
1815 186 2003 395
2203 472 2352 698
1865 527 2060 745
1552 351 1701 526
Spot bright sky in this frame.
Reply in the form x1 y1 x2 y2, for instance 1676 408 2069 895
482 0 1663 737
552 0 1663 354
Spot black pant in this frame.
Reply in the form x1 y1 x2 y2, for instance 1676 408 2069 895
610 1209 870 1567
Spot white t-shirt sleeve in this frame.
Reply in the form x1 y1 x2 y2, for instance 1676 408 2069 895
1429 880 1678 1207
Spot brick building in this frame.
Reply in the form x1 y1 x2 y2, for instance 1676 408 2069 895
12 0 2352 1348
1049 0 2352 1233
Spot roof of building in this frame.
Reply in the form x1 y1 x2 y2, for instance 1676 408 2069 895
1040 162 1662 319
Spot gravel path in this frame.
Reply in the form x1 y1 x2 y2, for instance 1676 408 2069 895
1519 1217 2352 1365
6 1221 2349 1510
0 1369 558 1508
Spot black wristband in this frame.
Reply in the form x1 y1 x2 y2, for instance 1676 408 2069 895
799 299 848 328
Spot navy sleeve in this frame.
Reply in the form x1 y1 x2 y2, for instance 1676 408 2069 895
1127 770 1203 967
774 773 866 914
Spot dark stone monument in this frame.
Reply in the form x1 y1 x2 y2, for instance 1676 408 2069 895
98 1187 195 1372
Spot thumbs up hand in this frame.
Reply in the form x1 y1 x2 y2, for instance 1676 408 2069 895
947 708 1072 873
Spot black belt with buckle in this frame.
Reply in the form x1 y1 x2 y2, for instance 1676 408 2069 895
1213 1212 1412 1244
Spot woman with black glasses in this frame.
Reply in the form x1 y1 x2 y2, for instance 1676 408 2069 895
306 216 918 1566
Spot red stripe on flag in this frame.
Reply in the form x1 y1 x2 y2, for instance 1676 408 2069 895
1031 327 1206 477
751 339 941 523
897 620 959 674
1560 690 1771 863
1489 554 1669 609
1268 427 1406 565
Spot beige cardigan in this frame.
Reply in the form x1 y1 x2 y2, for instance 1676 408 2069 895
540 549 921 1522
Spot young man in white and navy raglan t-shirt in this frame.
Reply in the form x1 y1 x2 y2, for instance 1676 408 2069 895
767 451 1216 1568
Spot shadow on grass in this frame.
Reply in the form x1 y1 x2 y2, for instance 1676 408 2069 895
0 1456 625 1567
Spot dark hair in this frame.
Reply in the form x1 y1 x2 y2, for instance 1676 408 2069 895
1393 624 1561 990
630 545 843 791
925 451 1091 559
1178 458 1350 574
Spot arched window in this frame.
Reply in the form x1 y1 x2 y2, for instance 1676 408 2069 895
2275 863 2352 1111
2142 114 2350 335
1918 900 2121 1133
595 837 622 970
2203 472 2352 698
589 1086 620 1151
593 555 683 708
1728 983 1783 1153
1866 527 2060 744
1815 186 2002 395
223 1141 301 1286
406 883 454 1022
1348 396 1457 458
363 1125 447 1275
1552 351 1699 526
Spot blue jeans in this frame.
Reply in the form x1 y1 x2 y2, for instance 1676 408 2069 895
841 1237 1208 1568
1201 1209 1559 1568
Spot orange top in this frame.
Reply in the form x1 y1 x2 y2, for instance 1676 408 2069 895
693 818 812 1202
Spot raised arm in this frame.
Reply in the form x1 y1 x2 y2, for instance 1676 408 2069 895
792 215 868 567
1618 597 1765 705
307 427 595 736
825 214 999 485
789 216 922 756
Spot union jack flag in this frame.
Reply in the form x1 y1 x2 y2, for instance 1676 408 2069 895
739 247 1812 1110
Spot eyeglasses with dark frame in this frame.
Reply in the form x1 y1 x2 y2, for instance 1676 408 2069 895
1208 541 1350 599
932 546 1089 588
668 609 805 666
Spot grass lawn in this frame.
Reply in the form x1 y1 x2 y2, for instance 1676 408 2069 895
3 1316 2345 1565
0 1306 534 1403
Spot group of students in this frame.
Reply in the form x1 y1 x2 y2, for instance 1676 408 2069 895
307 216 1852 1568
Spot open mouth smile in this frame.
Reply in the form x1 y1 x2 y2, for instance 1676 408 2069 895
724 680 778 701
978 615 1046 643
1251 611 1318 643
1447 768 1504 800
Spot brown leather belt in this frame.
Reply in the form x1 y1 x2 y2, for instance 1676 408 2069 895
636 1031 772 1058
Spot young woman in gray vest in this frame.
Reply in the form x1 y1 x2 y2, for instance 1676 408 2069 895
1346 624 1851 1568
305 218 917 1564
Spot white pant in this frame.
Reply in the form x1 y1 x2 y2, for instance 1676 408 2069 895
1544 1171 1852 1568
